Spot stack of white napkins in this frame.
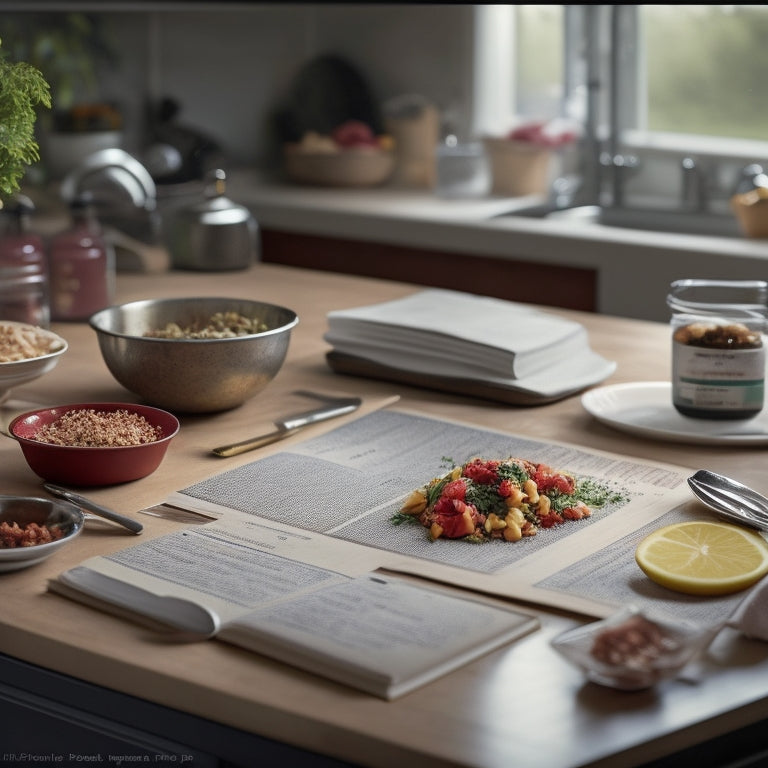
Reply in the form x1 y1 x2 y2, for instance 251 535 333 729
727 578 768 641
324 289 616 401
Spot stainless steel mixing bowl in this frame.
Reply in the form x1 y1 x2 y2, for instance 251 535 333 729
89 297 298 413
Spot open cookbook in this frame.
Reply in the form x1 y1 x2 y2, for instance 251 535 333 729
49 409 754 698
50 533 539 700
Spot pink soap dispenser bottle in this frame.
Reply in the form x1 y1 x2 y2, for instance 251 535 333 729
49 195 114 321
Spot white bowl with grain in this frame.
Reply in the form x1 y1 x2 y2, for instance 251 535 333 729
0 322 68 403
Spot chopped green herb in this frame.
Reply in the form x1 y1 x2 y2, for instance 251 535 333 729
549 477 628 513
465 481 508 516
497 461 530 485
390 511 422 527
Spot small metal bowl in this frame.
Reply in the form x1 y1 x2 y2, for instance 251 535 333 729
0 496 84 572
89 297 298 413
9 402 180 487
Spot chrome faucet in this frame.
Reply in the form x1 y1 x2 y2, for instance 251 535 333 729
557 5 602 210
680 157 709 212
602 152 640 208
560 5 641 212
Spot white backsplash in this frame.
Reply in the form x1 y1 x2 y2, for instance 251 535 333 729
29 4 476 168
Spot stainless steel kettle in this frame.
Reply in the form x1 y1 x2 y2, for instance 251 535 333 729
168 169 258 271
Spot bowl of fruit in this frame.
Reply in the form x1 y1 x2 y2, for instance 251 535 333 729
284 120 394 188
483 119 579 197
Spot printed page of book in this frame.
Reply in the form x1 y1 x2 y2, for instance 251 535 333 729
162 408 750 625
221 573 539 699
50 519 539 699
51 512 386 626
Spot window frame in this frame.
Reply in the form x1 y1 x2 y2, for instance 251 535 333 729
473 4 768 207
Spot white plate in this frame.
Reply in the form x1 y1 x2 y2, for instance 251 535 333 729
582 381 768 446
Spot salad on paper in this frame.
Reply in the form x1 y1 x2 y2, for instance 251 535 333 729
393 456 626 543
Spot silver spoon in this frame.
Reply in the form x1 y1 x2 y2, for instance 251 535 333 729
688 480 768 532
43 482 144 535
688 470 768 533
689 470 768 522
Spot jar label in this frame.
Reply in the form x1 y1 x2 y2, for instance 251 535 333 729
672 342 765 411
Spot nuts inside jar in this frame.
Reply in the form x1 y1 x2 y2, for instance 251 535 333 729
673 321 762 349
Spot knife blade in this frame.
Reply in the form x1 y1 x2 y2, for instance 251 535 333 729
211 396 362 457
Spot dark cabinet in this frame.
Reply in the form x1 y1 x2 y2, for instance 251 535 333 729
0 654 353 768
260 229 597 312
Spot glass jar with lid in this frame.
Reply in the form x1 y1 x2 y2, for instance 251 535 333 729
0 195 49 327
667 279 767 419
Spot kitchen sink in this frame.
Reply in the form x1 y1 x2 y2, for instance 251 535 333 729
503 203 742 238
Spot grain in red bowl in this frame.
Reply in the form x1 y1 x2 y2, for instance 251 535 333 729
9 402 180 487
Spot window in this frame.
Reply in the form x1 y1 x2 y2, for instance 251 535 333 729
474 5 768 209
641 5 768 142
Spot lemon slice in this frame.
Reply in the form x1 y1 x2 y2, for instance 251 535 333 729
635 521 768 596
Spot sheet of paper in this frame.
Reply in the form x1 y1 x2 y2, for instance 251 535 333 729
222 573 539 699
56 514 380 624
165 408 750 625
324 288 600 379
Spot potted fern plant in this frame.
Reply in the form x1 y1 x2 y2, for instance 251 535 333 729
0 37 51 207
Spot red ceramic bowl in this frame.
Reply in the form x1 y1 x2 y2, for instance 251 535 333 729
9 402 180 487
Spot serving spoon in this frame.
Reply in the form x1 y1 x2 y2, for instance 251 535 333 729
688 470 768 533
43 482 144 535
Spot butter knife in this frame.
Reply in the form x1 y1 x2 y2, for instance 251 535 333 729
43 482 144 535
211 396 362 457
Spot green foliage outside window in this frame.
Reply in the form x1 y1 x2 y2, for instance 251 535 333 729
644 5 768 140
515 5 768 144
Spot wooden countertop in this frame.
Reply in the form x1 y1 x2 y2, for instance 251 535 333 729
2 263 768 768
